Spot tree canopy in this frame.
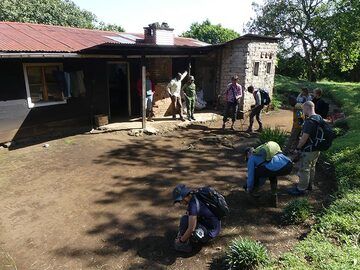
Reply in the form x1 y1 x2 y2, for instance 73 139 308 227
0 0 124 32
247 0 360 81
181 19 239 45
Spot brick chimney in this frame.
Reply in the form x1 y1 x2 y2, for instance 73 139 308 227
143 22 174 45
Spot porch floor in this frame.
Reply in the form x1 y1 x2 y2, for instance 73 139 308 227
98 112 224 133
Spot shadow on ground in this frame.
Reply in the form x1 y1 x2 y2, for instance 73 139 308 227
52 121 333 269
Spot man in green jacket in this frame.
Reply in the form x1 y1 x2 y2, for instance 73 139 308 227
182 76 197 121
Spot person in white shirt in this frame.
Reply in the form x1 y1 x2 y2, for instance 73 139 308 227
167 71 188 120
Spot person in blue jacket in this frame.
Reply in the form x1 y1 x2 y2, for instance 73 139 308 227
244 141 293 206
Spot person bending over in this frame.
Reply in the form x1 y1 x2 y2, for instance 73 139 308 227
244 141 293 207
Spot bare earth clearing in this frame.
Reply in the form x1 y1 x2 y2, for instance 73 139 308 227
0 110 335 270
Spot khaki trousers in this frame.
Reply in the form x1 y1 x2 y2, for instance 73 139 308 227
297 151 320 190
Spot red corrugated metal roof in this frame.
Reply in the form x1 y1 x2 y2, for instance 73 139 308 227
0 21 209 53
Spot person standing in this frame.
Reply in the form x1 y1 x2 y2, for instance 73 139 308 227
137 71 155 121
182 76 197 121
296 87 312 104
221 75 243 130
246 86 264 133
285 95 305 154
312 88 329 119
288 101 322 195
167 71 188 121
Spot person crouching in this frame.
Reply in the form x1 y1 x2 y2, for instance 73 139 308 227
172 184 221 253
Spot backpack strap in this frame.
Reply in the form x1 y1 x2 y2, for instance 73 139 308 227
194 195 200 214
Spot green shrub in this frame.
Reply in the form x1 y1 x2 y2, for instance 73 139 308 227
226 238 269 270
258 127 288 149
282 199 312 224
270 94 282 110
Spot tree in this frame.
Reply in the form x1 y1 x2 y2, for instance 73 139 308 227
326 0 360 72
247 0 331 81
182 19 239 45
97 22 125 33
0 0 125 32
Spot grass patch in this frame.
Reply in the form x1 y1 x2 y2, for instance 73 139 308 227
282 199 313 225
258 127 288 149
226 238 269 270
269 75 360 269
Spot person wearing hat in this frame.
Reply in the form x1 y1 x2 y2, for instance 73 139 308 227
167 71 188 121
182 76 197 121
172 184 221 253
244 141 293 207
221 75 243 130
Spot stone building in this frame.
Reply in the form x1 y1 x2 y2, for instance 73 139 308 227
217 35 278 111
0 21 278 145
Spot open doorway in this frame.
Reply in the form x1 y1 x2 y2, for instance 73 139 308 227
108 62 130 120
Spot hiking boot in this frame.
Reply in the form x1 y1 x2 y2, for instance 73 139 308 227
256 127 263 132
188 117 192 121
245 128 253 133
191 116 196 121
180 117 186 122
287 187 306 196
174 241 192 253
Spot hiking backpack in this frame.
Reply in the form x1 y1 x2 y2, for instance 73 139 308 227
308 117 336 151
259 89 271 106
194 187 229 219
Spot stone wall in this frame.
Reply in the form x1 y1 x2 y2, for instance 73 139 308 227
219 40 248 100
218 39 278 112
243 41 278 111
148 58 173 117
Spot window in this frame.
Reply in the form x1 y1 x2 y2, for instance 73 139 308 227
266 62 272 74
253 62 260 76
23 63 66 108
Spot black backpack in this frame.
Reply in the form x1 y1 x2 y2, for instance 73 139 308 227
309 117 335 151
259 89 271 106
194 187 229 219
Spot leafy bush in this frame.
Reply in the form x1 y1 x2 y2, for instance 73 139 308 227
258 127 288 149
270 94 282 110
226 238 269 270
282 199 312 224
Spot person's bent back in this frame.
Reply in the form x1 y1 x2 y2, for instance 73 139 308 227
172 185 221 253
244 141 293 206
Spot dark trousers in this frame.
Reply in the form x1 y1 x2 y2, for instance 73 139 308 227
223 102 238 123
171 96 183 118
249 106 264 129
179 215 211 244
254 162 293 194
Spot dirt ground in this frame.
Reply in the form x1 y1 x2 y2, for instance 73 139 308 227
0 109 335 270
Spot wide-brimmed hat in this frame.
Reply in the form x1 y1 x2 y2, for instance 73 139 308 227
172 184 191 203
